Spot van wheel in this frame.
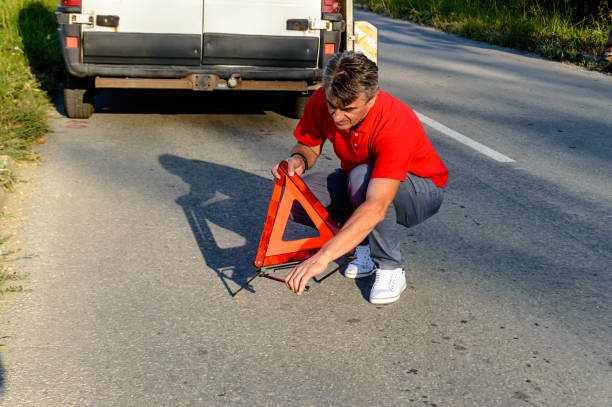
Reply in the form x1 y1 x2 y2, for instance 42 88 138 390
64 74 94 119
289 92 311 119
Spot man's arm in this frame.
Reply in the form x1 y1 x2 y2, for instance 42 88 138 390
285 177 400 295
272 142 322 179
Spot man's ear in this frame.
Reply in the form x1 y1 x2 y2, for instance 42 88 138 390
367 91 378 109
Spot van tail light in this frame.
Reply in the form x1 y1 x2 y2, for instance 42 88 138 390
66 37 79 48
321 0 340 13
61 0 81 6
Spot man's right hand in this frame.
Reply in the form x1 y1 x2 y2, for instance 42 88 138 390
271 155 306 179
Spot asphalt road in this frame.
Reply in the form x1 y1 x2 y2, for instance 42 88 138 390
1 10 611 406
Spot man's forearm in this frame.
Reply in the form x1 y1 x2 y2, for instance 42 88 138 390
316 178 400 264
284 199 385 295
315 199 385 264
290 143 320 171
284 178 399 295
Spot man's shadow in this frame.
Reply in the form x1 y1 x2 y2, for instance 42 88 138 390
160 154 275 295
160 154 367 298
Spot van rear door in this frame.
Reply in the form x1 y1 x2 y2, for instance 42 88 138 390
202 0 321 68
81 0 203 65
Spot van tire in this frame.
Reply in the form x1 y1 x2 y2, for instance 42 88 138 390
64 74 94 119
290 92 311 119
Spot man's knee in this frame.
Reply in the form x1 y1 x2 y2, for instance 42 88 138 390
394 175 444 227
347 164 372 207
290 169 349 226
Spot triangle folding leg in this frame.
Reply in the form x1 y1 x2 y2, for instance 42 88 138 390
254 160 340 268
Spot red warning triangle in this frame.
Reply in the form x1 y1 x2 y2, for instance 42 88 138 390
254 161 340 268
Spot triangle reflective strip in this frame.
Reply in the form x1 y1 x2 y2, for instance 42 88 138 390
254 161 339 268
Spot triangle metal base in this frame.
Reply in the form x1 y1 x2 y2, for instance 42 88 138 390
232 255 355 297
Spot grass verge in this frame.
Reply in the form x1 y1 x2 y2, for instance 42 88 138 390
0 1 56 294
0 0 63 161
0 155 16 192
357 0 612 72
0 234 33 294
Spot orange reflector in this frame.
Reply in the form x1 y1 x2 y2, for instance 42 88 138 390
324 43 336 55
66 37 79 49
254 160 340 268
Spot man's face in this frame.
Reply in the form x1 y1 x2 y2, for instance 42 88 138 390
325 91 377 130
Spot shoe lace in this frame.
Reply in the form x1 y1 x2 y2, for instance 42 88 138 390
374 269 392 286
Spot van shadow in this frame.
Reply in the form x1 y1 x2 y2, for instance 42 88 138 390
159 154 275 295
93 89 292 117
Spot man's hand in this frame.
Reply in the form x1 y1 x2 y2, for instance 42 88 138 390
271 155 306 179
271 142 321 179
285 253 330 295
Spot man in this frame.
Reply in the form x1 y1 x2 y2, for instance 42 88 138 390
272 51 448 304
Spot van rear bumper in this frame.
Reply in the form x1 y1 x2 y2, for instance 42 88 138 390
58 24 322 83
66 61 322 83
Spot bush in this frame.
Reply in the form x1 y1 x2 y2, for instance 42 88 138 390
357 0 611 70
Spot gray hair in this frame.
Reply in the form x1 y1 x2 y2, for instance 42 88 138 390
322 51 378 106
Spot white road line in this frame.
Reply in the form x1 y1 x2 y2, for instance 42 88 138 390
415 111 516 163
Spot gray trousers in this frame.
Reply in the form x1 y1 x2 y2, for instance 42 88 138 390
292 164 444 269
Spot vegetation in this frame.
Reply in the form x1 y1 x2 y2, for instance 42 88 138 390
0 0 61 161
0 1 54 294
0 155 16 191
357 0 612 71
0 234 32 294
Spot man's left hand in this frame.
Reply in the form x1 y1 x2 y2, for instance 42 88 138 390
285 254 329 295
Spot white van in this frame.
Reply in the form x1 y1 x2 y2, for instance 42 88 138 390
56 0 377 118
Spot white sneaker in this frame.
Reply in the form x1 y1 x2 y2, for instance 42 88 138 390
369 268 406 304
344 245 375 279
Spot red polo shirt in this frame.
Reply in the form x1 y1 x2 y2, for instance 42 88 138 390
294 88 448 188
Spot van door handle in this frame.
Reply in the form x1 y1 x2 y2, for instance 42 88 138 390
286 19 308 31
96 15 119 27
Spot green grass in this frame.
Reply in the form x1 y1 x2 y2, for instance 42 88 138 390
0 234 33 294
0 0 62 161
357 0 612 71
0 156 17 192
